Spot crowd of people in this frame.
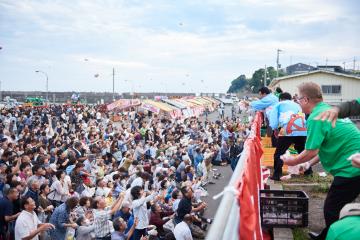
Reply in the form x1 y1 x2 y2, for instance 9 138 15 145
0 103 248 240
3 82 358 240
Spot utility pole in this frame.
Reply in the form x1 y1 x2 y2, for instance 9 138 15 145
35 70 49 101
343 62 346 72
112 67 115 101
353 57 356 71
325 58 328 69
276 49 283 78
264 65 267 87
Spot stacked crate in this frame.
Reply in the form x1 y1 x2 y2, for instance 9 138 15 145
261 137 288 172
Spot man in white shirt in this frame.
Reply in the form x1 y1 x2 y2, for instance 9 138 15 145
131 187 157 239
96 111 102 122
15 196 54 240
130 172 144 189
174 214 193 240
80 178 95 198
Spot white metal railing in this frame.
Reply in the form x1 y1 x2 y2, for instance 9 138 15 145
206 111 259 240
206 143 249 240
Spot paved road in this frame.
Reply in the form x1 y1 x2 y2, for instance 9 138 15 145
198 105 238 221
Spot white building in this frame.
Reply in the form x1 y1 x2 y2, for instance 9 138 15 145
269 70 360 104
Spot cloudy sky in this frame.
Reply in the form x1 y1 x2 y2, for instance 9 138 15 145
0 0 359 93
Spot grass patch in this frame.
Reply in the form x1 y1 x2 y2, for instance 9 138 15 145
281 174 331 196
293 228 309 240
282 173 333 184
310 182 330 193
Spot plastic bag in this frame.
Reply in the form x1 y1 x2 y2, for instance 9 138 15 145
65 227 75 240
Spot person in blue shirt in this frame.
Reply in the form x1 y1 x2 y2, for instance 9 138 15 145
250 87 279 116
269 92 312 180
194 148 204 172
49 197 79 240
113 202 132 222
187 140 196 162
220 125 230 143
221 142 230 165
250 87 279 147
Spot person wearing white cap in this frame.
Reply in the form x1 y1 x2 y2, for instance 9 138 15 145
326 203 360 240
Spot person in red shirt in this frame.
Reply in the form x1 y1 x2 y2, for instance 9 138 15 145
149 203 174 237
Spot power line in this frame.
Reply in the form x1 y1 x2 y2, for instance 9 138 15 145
353 57 356 71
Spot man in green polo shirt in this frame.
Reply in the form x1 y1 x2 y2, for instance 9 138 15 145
281 82 360 240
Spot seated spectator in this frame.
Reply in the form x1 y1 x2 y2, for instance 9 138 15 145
113 201 132 222
174 214 193 240
48 170 69 206
24 179 40 209
92 192 125 239
14 196 54 240
0 188 20 239
131 186 158 240
75 196 92 218
112 217 138 240
75 213 95 240
38 183 54 223
149 203 174 237
49 197 79 240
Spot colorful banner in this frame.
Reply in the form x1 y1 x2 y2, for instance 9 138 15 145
141 102 161 114
154 96 168 101
170 108 183 119
107 99 141 111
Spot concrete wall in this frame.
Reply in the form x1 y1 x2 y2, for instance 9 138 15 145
271 72 360 104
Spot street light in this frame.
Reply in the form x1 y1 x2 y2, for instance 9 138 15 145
276 49 283 78
35 70 49 101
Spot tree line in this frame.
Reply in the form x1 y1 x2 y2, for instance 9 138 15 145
227 66 286 93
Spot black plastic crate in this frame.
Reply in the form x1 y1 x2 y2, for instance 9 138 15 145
259 189 309 228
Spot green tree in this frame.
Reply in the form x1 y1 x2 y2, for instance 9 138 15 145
248 66 287 92
248 68 264 92
227 74 248 93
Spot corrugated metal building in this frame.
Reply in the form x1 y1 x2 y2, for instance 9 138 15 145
269 70 360 104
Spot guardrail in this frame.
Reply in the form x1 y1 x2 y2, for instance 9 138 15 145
206 112 261 240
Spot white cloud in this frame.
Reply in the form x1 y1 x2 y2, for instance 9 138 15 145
0 0 359 93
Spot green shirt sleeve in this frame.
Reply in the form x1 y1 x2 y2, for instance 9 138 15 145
305 118 331 150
